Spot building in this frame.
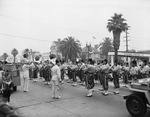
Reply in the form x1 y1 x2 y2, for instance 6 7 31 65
108 51 150 65
50 39 62 59
81 46 104 63
40 52 50 62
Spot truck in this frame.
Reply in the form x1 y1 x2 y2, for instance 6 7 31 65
124 78 150 117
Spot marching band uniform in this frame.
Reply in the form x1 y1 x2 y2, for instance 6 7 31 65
122 63 130 87
95 64 100 84
84 59 95 97
39 64 44 79
33 62 39 82
71 64 78 87
29 67 33 80
98 61 104 91
129 60 139 82
78 61 85 85
140 62 150 78
44 62 51 85
111 61 121 94
60 62 65 84
100 59 110 96
67 62 73 83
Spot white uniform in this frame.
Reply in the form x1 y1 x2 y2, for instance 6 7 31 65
22 63 34 91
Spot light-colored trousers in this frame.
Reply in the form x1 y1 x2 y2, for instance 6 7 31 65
23 77 29 91
52 80 60 97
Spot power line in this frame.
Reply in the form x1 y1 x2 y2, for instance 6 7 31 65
0 14 107 36
0 32 53 42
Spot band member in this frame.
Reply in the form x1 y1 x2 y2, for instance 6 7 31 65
60 60 65 84
67 62 73 83
50 54 61 99
29 67 33 80
39 63 44 79
78 60 85 85
129 60 139 82
94 63 100 84
71 62 78 87
140 60 150 78
44 61 51 85
100 59 110 96
122 62 130 87
98 60 104 91
33 62 39 82
111 60 121 94
84 59 95 97
21 58 34 92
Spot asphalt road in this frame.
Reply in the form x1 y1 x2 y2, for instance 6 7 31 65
10 76 150 117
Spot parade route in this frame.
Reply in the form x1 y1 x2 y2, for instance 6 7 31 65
9 77 150 117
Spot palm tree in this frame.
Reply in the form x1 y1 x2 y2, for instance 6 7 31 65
100 37 113 59
107 13 128 61
11 48 18 63
2 53 8 61
59 36 81 62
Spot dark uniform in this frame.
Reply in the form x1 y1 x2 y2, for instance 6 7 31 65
100 61 110 96
84 63 95 97
39 65 44 78
33 63 39 81
44 64 51 84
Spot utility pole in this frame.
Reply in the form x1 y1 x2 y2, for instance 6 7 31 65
123 26 130 61
125 29 129 52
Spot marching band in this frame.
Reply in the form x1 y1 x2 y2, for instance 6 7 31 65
1 56 150 100
18 57 150 98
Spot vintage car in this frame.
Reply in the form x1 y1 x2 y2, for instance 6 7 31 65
2 64 21 91
124 78 150 117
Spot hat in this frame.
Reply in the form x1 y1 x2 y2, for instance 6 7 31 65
49 54 56 59
132 60 137 65
49 54 56 64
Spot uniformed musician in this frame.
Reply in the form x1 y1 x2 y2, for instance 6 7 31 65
111 60 121 94
84 59 95 97
100 59 110 96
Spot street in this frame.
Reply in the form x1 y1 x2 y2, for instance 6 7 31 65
10 77 150 117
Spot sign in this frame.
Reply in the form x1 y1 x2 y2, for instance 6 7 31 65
108 52 150 57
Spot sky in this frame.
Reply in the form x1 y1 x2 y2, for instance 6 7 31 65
0 0 150 55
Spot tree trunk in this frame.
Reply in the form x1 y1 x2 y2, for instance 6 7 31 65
14 56 16 63
113 30 121 62
114 49 118 62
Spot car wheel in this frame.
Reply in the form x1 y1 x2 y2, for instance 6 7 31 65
126 94 147 117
